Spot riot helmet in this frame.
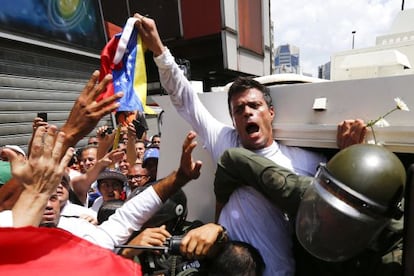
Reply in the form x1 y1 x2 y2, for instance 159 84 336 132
296 144 405 262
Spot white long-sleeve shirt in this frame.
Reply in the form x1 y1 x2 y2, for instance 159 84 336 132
154 49 326 276
60 186 162 250
1 186 163 251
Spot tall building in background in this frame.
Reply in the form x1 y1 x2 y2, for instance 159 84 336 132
318 61 331 80
274 44 300 73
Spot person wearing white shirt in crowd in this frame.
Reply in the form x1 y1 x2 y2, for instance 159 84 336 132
57 173 97 224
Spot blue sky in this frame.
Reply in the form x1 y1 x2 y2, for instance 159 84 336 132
271 0 414 76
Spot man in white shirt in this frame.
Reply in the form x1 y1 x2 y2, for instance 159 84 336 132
134 13 366 276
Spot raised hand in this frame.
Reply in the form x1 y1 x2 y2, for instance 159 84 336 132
133 13 165 57
177 131 202 183
152 131 202 202
96 125 116 159
32 116 49 132
99 148 124 168
28 116 50 156
3 125 74 226
4 125 73 194
60 70 123 149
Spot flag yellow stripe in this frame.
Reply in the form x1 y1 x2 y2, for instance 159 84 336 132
133 34 155 115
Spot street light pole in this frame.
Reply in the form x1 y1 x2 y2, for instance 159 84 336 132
352 31 356 49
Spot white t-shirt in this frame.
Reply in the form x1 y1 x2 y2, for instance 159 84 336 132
155 49 326 276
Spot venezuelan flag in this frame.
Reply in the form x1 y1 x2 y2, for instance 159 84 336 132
98 17 155 123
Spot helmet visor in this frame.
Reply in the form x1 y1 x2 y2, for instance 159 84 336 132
295 175 388 262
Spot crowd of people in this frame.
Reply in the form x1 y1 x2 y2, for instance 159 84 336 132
0 12 407 276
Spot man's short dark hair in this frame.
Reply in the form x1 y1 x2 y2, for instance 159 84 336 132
208 240 265 276
151 134 161 140
227 77 273 117
78 144 98 156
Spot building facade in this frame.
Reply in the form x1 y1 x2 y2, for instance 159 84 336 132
330 9 414 80
318 61 331 80
0 0 273 150
274 44 300 74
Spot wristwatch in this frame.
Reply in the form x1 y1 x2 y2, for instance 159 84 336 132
216 225 228 243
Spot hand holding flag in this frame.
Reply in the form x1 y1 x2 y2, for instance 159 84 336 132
99 17 155 126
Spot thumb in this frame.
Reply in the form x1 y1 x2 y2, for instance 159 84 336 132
2 149 25 175
2 148 19 163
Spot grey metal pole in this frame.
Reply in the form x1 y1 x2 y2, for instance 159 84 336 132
352 31 356 49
